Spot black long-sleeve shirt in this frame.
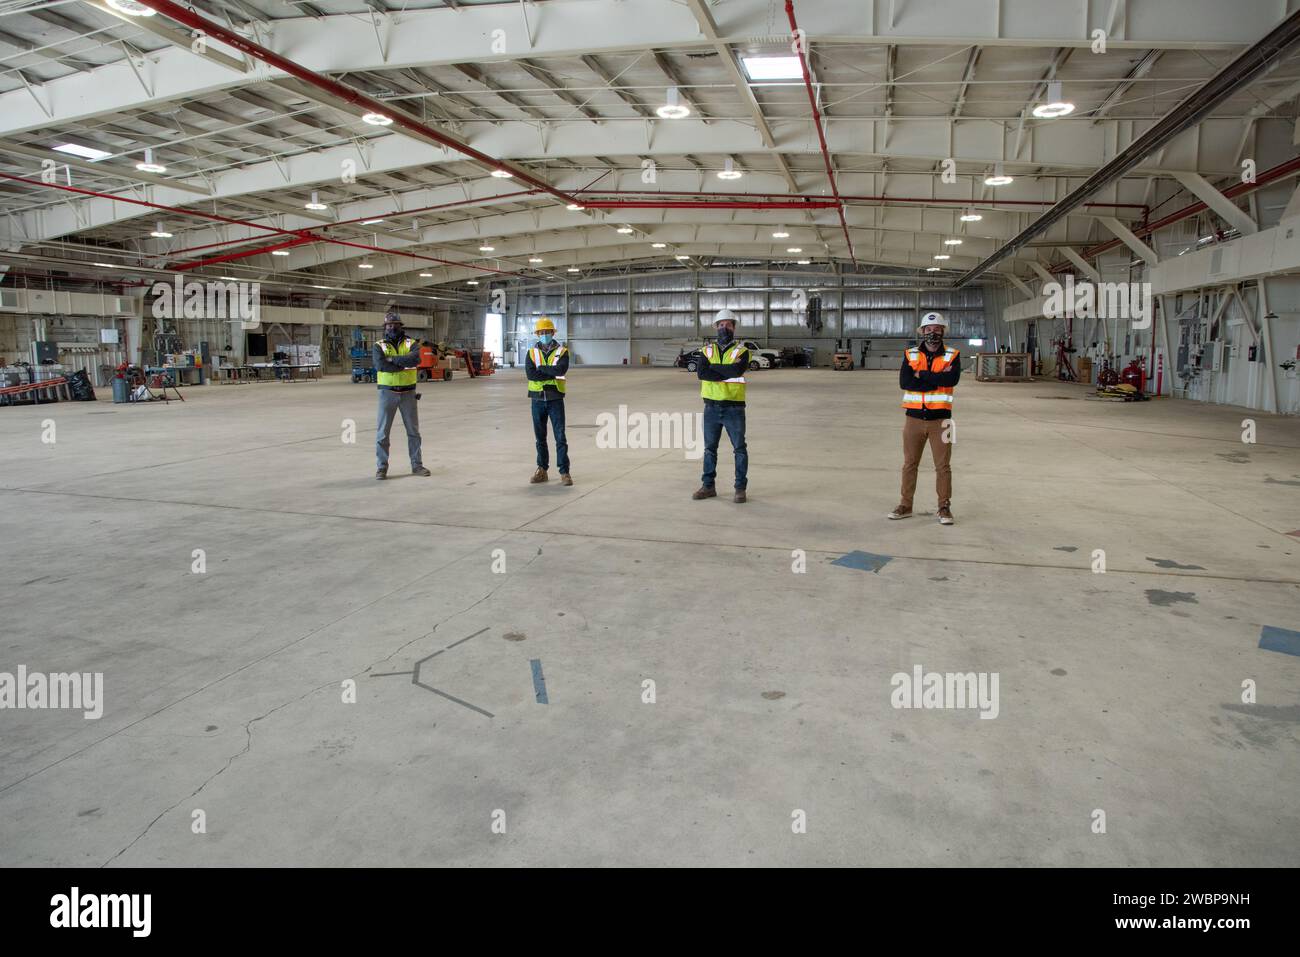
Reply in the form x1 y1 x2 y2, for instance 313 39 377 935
900 343 961 420
525 341 569 400
696 342 750 407
373 337 421 391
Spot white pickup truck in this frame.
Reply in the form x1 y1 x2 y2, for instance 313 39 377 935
680 339 782 371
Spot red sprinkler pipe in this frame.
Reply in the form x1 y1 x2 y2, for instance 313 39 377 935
132 0 584 209
171 235 319 271
580 200 839 210
2 171 524 276
0 170 308 238
1046 155 1300 273
785 0 856 265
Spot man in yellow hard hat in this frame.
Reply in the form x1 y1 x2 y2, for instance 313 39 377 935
525 317 572 486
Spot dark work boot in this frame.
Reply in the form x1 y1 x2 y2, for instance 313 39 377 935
733 489 747 504
376 468 388 481
692 485 717 500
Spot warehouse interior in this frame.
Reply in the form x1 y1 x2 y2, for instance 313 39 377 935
1 0 1298 868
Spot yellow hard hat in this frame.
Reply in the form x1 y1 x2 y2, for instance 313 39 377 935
534 317 556 333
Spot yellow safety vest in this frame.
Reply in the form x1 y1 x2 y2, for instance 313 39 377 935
901 346 959 411
377 338 418 387
700 341 747 402
528 344 567 394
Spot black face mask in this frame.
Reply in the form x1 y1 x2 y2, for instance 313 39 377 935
384 325 403 342
716 326 735 345
923 332 944 347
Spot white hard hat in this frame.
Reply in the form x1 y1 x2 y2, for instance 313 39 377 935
919 310 949 330
714 308 738 326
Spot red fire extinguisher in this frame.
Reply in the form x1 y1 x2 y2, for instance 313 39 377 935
1121 357 1147 394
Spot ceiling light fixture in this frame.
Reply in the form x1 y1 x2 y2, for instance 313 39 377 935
362 112 393 126
944 238 963 245
933 254 951 260
105 0 155 16
786 247 802 253
150 221 172 238
656 86 690 120
419 272 433 277
616 226 634 234
566 203 585 211
53 143 111 162
675 255 690 260
926 266 941 272
479 245 495 252
567 267 580 273
358 262 374 269
740 55 805 82
1032 81 1075 119
651 242 667 249
135 148 166 174
984 163 1013 187
529 257 544 263
717 158 743 181
796 259 811 265
959 210 983 222
92 262 115 267
490 169 513 179
772 229 790 238
271 250 290 256
360 218 384 225
305 190 328 211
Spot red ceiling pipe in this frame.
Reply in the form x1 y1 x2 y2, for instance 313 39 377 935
133 0 584 209
0 170 309 238
1 171 518 276
785 0 856 264
581 200 839 210
1046 155 1300 273
578 189 1148 212
171 235 319 271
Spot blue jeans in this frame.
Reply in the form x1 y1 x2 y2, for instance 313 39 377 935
531 398 569 473
701 402 747 489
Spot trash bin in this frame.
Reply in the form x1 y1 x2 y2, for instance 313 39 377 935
112 377 128 403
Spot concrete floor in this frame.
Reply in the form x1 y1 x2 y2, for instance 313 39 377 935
1 365 1298 867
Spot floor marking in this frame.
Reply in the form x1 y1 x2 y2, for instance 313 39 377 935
831 549 893 573
1259 625 1300 657
370 628 495 717
530 659 549 704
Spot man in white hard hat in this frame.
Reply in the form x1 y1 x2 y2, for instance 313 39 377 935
692 308 750 503
889 311 960 524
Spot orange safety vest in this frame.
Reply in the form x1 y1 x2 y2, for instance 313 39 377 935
901 346 959 411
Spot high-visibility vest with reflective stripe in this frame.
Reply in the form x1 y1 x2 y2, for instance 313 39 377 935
700 341 747 402
377 338 418 387
901 346 959 411
528 344 567 394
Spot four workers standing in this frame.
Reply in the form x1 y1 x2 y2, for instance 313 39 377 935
369 307 959 524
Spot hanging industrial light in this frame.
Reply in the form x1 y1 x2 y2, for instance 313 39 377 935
1032 81 1075 119
135 148 166 174
656 87 690 120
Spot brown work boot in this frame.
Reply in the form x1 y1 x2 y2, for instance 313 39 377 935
733 489 747 504
560 473 573 486
530 468 548 484
937 505 955 525
692 485 717 500
887 504 912 520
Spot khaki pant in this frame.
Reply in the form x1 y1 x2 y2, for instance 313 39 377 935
900 415 952 509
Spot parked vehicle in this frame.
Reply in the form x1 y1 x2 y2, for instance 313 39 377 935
677 339 781 372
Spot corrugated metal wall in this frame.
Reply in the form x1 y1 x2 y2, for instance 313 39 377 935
511 270 988 340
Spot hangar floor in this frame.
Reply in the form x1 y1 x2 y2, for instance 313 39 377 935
2 366 1297 866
